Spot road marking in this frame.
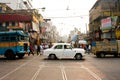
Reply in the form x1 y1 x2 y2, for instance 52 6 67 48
31 63 44 80
0 57 37 80
60 63 68 80
81 65 102 80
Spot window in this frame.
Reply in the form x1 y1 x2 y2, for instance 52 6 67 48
0 36 9 42
64 45 71 49
54 45 62 49
0 7 2 12
6 22 9 26
12 22 15 26
0 22 2 27
10 37 16 41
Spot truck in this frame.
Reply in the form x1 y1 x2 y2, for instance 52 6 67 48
92 40 120 58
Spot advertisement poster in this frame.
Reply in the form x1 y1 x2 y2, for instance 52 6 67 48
101 17 112 30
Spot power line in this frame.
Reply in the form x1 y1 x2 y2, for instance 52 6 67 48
46 15 88 19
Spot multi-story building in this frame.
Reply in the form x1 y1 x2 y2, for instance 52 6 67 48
0 3 45 46
0 3 13 13
0 0 32 9
40 20 59 43
89 0 120 41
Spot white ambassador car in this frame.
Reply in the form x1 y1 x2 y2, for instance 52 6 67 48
43 43 85 60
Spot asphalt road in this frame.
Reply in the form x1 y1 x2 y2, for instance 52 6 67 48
0 54 120 80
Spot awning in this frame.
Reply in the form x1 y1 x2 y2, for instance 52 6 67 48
0 14 32 22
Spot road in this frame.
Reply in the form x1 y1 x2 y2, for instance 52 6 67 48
0 54 120 80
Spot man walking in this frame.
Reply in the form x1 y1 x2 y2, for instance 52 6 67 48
37 45 40 55
28 44 34 56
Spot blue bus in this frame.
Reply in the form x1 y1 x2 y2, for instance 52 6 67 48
0 31 30 59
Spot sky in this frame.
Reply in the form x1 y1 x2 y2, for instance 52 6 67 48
32 0 97 36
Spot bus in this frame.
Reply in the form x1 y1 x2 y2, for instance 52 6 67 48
0 31 30 59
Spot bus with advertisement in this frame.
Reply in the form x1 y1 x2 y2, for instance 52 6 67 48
0 30 30 59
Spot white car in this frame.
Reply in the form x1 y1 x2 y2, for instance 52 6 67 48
43 43 85 60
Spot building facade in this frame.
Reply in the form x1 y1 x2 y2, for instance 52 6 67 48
0 0 32 9
89 0 120 41
0 3 45 46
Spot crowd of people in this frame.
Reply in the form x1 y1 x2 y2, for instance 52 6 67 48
28 42 53 56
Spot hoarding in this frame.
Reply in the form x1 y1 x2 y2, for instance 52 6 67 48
101 17 112 30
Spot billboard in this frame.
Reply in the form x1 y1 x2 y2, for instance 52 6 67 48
101 17 112 30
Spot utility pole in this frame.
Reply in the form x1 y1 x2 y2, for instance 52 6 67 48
86 23 88 36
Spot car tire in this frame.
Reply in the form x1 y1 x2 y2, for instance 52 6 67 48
75 54 82 60
48 54 56 60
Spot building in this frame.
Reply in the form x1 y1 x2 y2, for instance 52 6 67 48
40 19 59 43
89 0 120 41
0 0 32 9
0 3 45 46
0 3 13 13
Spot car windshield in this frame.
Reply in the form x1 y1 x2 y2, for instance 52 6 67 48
54 45 63 49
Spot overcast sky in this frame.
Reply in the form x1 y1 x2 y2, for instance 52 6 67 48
32 0 97 36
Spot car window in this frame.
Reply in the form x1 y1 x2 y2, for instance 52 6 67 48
64 45 71 49
54 45 63 49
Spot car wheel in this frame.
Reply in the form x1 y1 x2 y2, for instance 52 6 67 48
48 54 56 60
75 54 82 60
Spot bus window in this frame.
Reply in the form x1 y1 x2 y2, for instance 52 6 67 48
10 36 16 41
0 36 9 42
18 36 29 41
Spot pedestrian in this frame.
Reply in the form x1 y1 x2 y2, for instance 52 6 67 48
86 44 89 53
28 44 34 56
40 44 43 55
34 44 37 54
49 42 53 48
88 44 91 54
37 45 40 55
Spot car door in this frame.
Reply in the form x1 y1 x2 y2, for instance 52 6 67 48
53 44 64 58
63 44 75 58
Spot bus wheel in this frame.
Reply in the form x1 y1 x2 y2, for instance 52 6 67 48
5 50 15 59
17 54 25 59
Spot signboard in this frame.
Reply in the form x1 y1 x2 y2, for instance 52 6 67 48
111 16 118 26
32 22 39 32
101 17 112 30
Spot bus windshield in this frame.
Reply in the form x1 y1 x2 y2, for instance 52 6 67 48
17 36 29 41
